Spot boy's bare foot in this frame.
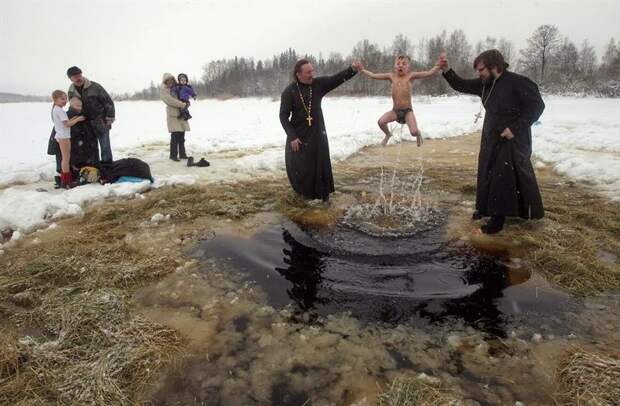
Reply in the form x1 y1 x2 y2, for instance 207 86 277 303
381 134 392 146
412 130 423 147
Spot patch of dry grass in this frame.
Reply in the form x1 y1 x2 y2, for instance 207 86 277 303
0 212 181 403
0 182 288 405
515 183 620 296
377 375 460 406
151 182 288 221
554 347 620 406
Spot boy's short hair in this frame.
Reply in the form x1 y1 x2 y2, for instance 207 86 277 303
52 90 66 100
395 55 411 62
70 96 82 103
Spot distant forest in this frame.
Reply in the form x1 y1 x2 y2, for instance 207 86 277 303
123 25 620 100
0 93 48 103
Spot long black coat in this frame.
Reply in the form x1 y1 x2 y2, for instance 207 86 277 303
443 69 545 219
67 109 99 168
279 67 357 200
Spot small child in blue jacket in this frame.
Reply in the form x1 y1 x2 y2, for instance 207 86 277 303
172 73 197 120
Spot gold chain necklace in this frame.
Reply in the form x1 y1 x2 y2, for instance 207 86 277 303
296 81 313 127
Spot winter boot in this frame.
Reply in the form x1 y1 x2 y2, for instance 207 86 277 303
481 215 505 234
60 172 78 189
195 158 210 167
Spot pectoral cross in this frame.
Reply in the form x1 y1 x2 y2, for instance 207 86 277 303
474 111 482 123
296 82 313 128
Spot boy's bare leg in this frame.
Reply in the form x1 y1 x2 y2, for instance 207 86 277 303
405 111 423 147
58 139 71 173
378 110 397 146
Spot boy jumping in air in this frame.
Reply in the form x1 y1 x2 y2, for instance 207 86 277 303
360 54 443 146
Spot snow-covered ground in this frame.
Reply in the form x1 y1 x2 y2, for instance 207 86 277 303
0 96 482 183
531 96 620 198
0 95 618 241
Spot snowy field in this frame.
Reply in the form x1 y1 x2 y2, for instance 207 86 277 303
0 95 619 240
0 96 483 183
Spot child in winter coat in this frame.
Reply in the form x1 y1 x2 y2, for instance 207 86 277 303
172 73 197 120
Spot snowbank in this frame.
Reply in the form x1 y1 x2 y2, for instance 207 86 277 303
0 176 196 243
532 96 620 200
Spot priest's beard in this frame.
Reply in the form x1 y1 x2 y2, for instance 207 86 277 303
482 74 495 85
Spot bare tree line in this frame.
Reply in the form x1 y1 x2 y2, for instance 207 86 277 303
124 25 620 100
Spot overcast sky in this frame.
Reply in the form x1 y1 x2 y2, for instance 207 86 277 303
2 0 619 95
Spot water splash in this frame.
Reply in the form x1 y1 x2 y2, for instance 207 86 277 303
344 125 440 237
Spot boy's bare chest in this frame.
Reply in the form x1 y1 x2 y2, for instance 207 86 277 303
391 78 411 94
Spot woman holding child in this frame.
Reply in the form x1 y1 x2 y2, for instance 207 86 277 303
160 73 191 161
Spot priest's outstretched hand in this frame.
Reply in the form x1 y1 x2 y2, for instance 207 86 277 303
351 60 364 72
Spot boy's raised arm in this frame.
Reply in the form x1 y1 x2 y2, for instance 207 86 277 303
411 54 444 80
411 64 441 80
360 69 391 80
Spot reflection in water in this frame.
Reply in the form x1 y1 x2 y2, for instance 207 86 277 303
276 229 513 334
202 220 571 335
276 229 326 312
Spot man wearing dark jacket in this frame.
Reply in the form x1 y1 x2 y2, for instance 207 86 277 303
439 50 545 234
67 66 115 162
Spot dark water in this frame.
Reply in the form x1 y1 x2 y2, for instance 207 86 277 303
196 219 573 335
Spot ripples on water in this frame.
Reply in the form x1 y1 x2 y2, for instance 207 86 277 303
201 218 572 335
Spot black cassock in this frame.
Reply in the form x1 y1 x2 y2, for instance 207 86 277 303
443 69 545 219
280 67 357 200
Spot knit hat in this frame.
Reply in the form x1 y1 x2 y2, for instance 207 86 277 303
66 66 82 78
177 73 189 83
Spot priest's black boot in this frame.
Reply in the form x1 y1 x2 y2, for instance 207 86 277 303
472 210 483 220
481 215 505 234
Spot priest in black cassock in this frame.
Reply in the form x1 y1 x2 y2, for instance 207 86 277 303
439 50 545 234
280 59 362 201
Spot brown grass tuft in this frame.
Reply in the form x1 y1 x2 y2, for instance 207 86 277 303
377 374 460 406
554 347 620 406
